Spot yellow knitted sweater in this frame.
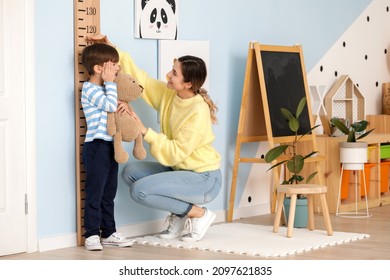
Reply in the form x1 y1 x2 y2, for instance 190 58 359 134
118 49 221 172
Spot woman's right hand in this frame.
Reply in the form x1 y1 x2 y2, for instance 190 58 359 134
86 34 114 47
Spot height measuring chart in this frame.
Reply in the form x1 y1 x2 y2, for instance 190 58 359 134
73 0 100 245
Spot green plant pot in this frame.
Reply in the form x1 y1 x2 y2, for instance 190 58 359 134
283 197 308 228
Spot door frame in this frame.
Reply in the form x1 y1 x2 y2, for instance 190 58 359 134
0 0 36 255
25 0 37 253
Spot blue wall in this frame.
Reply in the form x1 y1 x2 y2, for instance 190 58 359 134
35 0 371 238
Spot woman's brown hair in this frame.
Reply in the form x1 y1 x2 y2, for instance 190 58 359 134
178 55 218 124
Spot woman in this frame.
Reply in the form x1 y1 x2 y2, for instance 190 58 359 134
88 35 222 242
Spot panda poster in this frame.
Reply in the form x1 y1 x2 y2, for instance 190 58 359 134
134 0 178 40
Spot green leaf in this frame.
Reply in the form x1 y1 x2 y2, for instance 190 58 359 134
356 128 375 140
287 177 295 184
281 108 294 121
302 151 318 160
351 120 368 132
288 117 299 132
294 155 304 173
289 174 304 184
296 97 306 118
286 155 304 174
305 171 318 183
264 145 288 162
330 118 350 134
266 159 288 171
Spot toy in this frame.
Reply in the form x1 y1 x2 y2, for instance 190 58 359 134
107 72 147 163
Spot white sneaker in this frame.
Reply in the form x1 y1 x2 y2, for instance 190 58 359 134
101 232 134 247
85 235 103 251
181 208 216 242
158 214 187 239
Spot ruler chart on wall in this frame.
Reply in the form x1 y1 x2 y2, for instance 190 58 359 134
74 0 100 245
227 42 325 222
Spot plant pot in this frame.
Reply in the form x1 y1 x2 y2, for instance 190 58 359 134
339 142 368 170
283 197 308 228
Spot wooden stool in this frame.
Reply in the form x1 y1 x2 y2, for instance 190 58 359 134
273 184 333 238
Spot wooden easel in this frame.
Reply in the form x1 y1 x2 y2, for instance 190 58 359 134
73 0 100 245
227 42 325 222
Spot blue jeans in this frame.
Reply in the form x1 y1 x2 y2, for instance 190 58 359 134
121 161 222 216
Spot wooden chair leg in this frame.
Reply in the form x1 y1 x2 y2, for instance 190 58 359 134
286 194 297 238
280 207 286 226
320 193 333 236
307 194 315 231
273 192 285 233
227 157 240 222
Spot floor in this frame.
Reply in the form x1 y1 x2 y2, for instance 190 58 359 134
1 205 390 260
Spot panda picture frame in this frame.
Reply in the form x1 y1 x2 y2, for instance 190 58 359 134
134 0 179 40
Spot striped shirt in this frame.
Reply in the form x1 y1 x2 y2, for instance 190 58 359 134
81 81 118 142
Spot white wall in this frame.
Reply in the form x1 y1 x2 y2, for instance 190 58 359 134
308 1 390 116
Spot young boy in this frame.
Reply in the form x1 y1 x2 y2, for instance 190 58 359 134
81 43 133 250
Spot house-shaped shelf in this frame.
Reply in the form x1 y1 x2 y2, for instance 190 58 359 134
324 75 365 122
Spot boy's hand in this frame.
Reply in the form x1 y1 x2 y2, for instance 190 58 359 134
117 101 131 116
102 62 117 83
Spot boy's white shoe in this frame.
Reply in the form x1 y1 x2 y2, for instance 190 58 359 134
158 214 188 239
101 232 134 247
85 235 103 251
181 208 216 242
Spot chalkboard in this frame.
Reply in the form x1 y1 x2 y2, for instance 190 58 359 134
227 43 322 221
259 49 311 137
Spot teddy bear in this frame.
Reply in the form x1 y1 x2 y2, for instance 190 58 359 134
107 72 147 163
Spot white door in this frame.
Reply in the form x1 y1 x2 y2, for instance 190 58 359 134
0 0 32 256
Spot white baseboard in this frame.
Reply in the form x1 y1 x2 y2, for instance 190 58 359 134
231 203 271 220
37 204 270 252
38 233 78 252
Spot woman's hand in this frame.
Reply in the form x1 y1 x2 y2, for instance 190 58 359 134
86 34 114 47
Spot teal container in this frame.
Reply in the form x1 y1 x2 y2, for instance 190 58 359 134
283 197 308 228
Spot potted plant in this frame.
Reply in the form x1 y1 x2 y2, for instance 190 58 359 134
264 97 320 227
329 117 374 170
329 118 375 217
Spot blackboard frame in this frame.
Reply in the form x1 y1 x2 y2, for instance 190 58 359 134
227 42 322 221
254 44 315 142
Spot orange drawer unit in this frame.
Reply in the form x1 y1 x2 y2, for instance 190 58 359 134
340 163 375 199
